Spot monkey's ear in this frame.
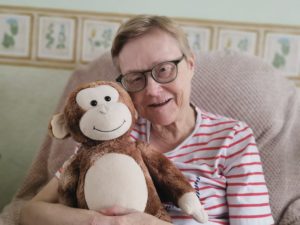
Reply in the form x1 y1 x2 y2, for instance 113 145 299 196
49 113 69 139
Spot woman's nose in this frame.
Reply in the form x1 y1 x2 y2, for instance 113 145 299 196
145 75 161 95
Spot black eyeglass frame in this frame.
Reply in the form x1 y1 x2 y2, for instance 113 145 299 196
116 55 185 92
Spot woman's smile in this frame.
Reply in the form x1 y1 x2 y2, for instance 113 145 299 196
148 98 172 108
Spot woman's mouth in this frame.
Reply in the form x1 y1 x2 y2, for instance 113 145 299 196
148 98 172 107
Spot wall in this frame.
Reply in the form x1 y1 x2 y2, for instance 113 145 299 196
0 0 299 211
1 0 300 26
0 65 71 210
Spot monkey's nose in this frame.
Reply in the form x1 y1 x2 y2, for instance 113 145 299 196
98 104 109 114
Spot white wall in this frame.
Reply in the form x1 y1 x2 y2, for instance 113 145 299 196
0 0 300 26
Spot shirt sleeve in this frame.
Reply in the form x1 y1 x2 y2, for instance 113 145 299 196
223 121 274 225
55 145 80 179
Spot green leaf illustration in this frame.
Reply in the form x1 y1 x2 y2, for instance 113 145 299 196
101 29 113 48
272 52 285 68
94 41 101 46
2 33 15 48
46 23 55 48
237 38 249 52
192 34 201 50
7 18 18 35
56 25 66 49
10 23 18 36
278 38 290 56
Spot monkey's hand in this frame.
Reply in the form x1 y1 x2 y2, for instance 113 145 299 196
178 192 208 223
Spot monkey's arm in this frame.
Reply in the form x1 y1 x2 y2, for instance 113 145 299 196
58 154 81 207
139 142 208 223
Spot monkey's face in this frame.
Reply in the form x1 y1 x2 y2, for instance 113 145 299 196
74 84 132 141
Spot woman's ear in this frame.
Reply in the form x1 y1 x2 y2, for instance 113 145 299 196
49 113 70 139
186 53 196 77
187 53 195 70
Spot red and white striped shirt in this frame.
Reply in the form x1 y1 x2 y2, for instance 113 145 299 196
131 106 274 225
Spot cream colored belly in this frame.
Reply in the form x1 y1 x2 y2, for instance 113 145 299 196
84 153 148 211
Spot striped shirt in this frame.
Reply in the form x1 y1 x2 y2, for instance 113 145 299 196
131 106 274 225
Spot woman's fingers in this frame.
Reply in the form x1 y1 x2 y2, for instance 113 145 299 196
99 206 138 216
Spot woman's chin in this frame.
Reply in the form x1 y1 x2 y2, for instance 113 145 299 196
149 115 176 126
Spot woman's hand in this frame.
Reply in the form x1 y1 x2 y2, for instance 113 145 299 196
99 205 137 216
91 206 172 225
20 178 172 225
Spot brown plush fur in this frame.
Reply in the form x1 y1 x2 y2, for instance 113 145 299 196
50 81 195 222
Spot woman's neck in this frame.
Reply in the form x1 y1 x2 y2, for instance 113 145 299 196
149 105 196 153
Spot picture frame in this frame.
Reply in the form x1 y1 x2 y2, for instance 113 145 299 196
81 19 120 62
0 13 31 58
217 29 258 55
181 25 211 53
37 16 76 61
0 5 300 84
264 32 300 77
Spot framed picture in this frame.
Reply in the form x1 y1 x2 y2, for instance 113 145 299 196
181 25 211 53
264 32 300 76
81 19 120 62
37 16 76 61
217 29 258 55
0 13 31 58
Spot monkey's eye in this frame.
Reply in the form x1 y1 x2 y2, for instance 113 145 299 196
104 96 111 102
90 100 98 106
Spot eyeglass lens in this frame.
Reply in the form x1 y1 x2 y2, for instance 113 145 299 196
122 58 181 92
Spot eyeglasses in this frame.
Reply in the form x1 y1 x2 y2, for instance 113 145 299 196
116 55 185 92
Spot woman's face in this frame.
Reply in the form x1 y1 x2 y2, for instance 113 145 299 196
118 28 195 126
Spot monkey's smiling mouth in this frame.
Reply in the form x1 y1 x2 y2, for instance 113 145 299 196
93 120 126 133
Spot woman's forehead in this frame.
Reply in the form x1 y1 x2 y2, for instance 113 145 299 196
118 30 181 73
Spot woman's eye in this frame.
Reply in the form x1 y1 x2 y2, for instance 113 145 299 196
104 96 111 102
90 100 98 106
159 66 167 72
159 64 172 73
128 75 143 83
133 77 143 83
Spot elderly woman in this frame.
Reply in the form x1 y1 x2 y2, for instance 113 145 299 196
20 15 274 225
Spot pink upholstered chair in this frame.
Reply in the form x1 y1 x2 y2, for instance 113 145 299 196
1 50 300 225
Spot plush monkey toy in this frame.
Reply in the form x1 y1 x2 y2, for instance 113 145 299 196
49 80 208 223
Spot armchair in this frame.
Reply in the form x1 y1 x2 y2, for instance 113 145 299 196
1 50 299 225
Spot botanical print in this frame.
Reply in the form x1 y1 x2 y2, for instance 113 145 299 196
218 29 257 55
181 26 211 53
0 14 31 57
81 20 120 62
1 6 300 83
37 16 75 60
264 33 300 76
